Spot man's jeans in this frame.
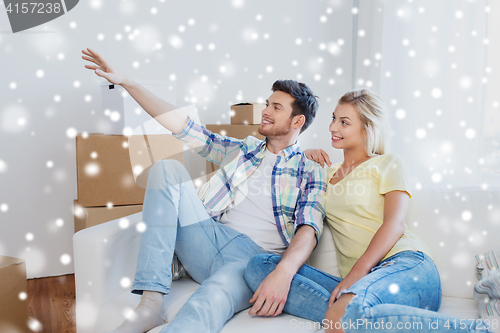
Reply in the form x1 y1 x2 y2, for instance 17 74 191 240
132 159 271 333
245 251 495 333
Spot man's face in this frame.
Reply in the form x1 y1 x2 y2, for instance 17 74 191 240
258 90 296 138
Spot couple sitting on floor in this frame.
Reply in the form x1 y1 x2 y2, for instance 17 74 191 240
82 47 493 333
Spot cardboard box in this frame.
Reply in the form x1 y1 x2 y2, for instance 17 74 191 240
73 200 143 233
230 103 265 125
127 134 185 189
76 134 184 207
205 124 265 175
0 255 28 332
206 159 218 179
205 124 264 140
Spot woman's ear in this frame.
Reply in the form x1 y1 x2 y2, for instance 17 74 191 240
363 124 372 153
363 125 369 140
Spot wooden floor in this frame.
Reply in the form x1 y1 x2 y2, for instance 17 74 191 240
27 274 76 333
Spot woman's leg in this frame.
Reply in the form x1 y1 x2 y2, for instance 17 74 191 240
245 253 342 323
324 251 494 333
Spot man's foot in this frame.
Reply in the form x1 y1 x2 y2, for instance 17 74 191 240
106 291 166 333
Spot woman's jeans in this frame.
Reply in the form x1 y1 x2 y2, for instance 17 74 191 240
245 251 495 332
131 159 270 333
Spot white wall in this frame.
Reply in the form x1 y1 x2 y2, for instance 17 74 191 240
0 0 355 278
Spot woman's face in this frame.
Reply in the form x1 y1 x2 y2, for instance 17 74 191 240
329 103 366 151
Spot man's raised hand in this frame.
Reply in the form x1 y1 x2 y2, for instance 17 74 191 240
82 48 128 85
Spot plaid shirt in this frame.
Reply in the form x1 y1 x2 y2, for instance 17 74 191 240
173 116 327 246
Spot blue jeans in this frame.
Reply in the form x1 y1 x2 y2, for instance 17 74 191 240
245 251 494 332
132 159 271 333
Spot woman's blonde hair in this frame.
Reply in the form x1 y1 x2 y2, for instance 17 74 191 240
338 88 389 156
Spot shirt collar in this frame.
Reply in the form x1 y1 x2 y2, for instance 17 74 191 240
258 137 302 162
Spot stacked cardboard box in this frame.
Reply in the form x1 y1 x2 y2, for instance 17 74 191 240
206 103 266 176
74 133 184 233
229 103 265 125
0 255 28 332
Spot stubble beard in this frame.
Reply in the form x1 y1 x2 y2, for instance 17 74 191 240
258 117 293 138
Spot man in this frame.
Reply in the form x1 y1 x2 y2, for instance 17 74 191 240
82 47 326 333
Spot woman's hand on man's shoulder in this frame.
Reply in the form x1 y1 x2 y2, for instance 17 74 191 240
303 149 332 168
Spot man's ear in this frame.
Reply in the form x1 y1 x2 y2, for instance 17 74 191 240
292 114 306 129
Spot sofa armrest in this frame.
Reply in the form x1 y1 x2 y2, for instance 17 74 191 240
73 211 143 333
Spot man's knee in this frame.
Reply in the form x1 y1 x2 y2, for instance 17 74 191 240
198 273 248 308
244 254 276 292
149 159 191 183
153 159 184 173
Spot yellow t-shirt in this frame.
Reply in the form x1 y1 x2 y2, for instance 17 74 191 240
325 152 433 278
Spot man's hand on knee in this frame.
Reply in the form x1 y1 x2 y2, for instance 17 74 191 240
248 266 293 317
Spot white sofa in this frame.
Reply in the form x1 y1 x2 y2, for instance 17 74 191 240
73 187 500 332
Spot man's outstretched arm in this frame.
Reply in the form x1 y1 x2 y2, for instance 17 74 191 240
82 47 246 164
82 47 188 134
248 224 316 317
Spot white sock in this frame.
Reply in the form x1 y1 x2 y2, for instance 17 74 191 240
107 291 166 333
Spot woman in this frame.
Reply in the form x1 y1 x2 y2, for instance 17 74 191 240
244 89 494 333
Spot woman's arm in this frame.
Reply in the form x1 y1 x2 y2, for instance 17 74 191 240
328 190 410 305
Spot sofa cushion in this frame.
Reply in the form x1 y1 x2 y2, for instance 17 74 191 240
308 223 340 278
148 314 323 333
94 277 480 333
95 279 199 332
146 295 479 333
96 277 324 333
439 296 480 319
